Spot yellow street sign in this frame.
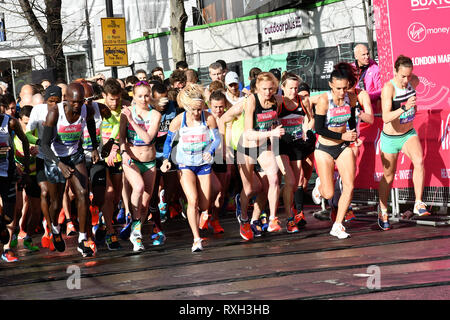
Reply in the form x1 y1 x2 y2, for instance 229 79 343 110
101 18 128 67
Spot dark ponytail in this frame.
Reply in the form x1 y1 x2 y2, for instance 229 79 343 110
329 62 357 88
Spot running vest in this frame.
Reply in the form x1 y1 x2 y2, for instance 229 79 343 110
52 102 87 157
14 135 36 175
253 93 278 132
126 105 155 146
325 91 352 128
390 80 416 124
155 101 177 159
82 102 103 154
0 115 13 177
175 111 212 166
278 95 306 141
101 104 122 162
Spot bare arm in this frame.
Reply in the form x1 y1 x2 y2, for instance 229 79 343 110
357 90 374 124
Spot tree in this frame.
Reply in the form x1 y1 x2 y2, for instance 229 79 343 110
170 0 187 66
362 0 375 58
18 0 66 80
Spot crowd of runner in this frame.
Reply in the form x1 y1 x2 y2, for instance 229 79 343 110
0 45 431 261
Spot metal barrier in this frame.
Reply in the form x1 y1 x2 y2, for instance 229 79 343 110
390 187 450 227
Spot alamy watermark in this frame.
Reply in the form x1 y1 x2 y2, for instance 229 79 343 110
66 265 81 290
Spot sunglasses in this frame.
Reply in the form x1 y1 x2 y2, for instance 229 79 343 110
84 96 95 103
135 81 149 87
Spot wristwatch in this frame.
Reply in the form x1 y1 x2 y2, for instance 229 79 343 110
401 105 407 112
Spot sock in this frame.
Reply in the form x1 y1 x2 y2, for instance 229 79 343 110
294 187 304 212
78 232 87 242
51 223 60 234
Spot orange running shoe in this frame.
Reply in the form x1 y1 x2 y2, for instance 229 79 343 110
208 219 224 234
239 220 254 241
294 209 307 228
41 234 55 251
286 218 299 233
268 217 282 232
90 205 100 226
199 211 210 230
344 209 356 222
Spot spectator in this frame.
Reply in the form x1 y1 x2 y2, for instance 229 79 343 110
151 67 165 81
175 61 188 71
135 69 148 81
242 67 261 96
41 79 51 90
185 69 199 85
169 69 187 90
352 44 382 114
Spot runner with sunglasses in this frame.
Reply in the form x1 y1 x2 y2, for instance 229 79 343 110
119 81 161 252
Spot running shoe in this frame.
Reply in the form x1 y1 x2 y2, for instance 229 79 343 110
90 205 100 226
330 223 350 239
208 219 224 234
259 212 269 232
344 209 356 222
0 223 9 245
10 229 19 248
294 210 307 228
66 220 77 236
88 240 97 255
250 220 263 237
377 206 391 231
105 233 121 250
313 210 330 221
239 219 254 241
1 250 18 263
312 177 322 205
23 237 40 252
93 213 107 243
191 238 203 252
268 217 281 233
77 240 94 257
41 234 55 251
286 217 299 233
414 201 431 216
116 208 126 224
199 211 210 230
52 232 66 252
152 231 166 246
130 236 145 252
226 196 236 212
18 229 27 240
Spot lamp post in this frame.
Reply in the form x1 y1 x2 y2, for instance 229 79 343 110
106 0 118 79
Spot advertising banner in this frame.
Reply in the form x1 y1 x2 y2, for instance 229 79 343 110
356 0 450 189
374 0 450 111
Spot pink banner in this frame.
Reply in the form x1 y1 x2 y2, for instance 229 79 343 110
355 110 450 188
353 0 450 189
374 0 450 111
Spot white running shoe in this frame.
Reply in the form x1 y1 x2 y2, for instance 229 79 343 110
191 238 203 253
312 177 322 205
330 223 350 239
